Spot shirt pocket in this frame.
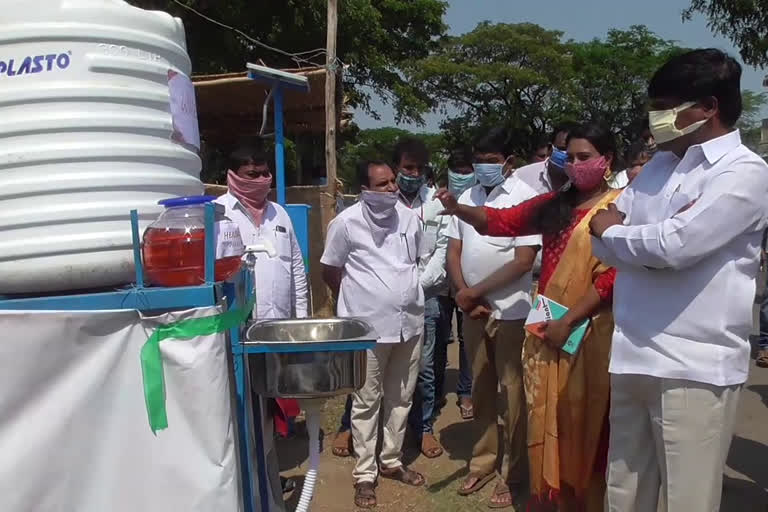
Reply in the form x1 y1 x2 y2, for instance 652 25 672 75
422 221 439 255
274 230 293 263
400 232 419 264
667 190 697 218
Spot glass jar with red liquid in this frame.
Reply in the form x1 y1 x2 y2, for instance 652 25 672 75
142 196 244 287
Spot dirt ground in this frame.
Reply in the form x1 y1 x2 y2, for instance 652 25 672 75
277 338 768 512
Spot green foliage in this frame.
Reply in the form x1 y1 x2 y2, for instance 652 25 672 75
408 22 573 156
200 137 300 185
566 26 685 145
127 0 447 124
684 0 768 67
738 90 768 152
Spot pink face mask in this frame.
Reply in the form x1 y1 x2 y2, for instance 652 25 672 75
564 156 608 192
227 170 272 225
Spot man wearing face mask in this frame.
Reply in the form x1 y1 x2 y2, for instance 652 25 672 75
321 160 426 509
443 147 476 421
390 137 454 459
216 144 308 511
446 127 542 508
590 49 768 512
514 124 575 195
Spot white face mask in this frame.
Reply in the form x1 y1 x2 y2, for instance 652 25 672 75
648 101 708 144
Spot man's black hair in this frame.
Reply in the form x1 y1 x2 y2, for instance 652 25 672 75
474 126 509 156
648 48 742 127
228 145 269 171
392 137 430 167
533 135 551 152
551 122 578 142
625 139 649 163
447 145 473 169
356 159 390 188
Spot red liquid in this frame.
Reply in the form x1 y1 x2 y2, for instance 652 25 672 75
143 228 242 287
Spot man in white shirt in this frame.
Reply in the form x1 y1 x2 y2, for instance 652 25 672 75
321 160 425 509
447 128 542 508
590 49 768 512
391 137 453 458
216 147 308 320
215 145 309 512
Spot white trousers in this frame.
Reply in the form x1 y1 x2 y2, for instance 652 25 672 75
606 373 741 512
351 335 423 483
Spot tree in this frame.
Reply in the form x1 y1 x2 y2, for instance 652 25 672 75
738 89 768 151
407 22 573 157
567 26 685 146
408 23 687 156
127 0 447 124
684 0 768 67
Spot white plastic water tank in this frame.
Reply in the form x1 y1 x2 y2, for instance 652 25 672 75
0 0 204 294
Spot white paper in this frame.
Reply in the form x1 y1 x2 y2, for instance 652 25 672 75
168 70 201 149
0 307 241 512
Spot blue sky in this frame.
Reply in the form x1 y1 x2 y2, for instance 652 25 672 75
354 0 766 132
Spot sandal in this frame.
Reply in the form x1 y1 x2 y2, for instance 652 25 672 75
458 398 474 420
332 430 352 457
457 472 496 496
380 465 425 487
757 348 768 368
420 433 444 458
488 481 514 509
354 481 377 509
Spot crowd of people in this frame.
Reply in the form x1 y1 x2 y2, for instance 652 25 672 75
322 47 768 511
222 47 768 512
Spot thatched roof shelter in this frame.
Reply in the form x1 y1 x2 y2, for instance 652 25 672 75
193 66 348 147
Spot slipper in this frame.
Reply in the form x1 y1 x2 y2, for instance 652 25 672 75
457 472 496 496
420 433 444 458
332 430 352 457
380 465 425 487
459 401 474 420
354 481 377 509
488 482 514 509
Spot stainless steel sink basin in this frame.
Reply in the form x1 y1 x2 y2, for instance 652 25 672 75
244 318 376 398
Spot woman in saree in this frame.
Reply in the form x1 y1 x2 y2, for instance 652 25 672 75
436 123 620 511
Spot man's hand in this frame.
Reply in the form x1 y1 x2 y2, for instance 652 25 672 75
435 187 459 215
589 203 625 238
540 318 572 349
468 303 492 320
455 286 481 312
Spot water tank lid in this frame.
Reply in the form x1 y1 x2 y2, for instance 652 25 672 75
158 196 217 207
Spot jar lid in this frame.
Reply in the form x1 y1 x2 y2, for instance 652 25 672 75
158 195 217 208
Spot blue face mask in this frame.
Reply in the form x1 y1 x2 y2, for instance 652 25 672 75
396 172 425 197
549 148 568 171
448 171 476 197
473 163 505 187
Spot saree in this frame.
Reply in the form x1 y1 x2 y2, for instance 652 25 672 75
524 189 620 507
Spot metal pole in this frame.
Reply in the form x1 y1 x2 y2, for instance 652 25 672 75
130 210 144 287
204 202 215 283
273 85 286 205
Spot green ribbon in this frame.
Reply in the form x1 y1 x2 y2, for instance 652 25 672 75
140 299 253 433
